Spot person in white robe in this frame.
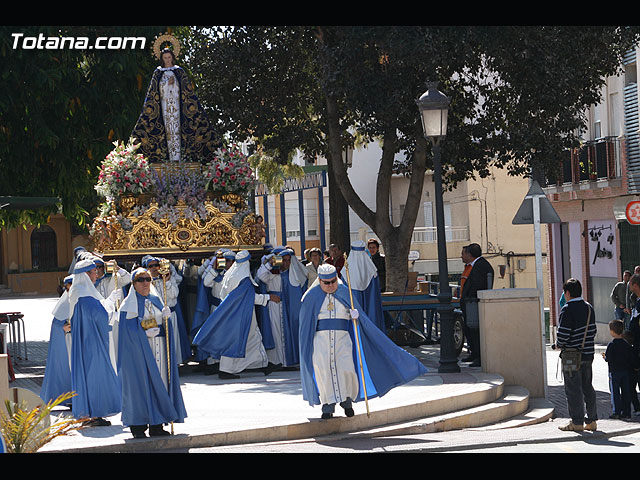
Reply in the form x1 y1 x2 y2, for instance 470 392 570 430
93 257 132 299
199 249 235 374
92 257 131 364
256 247 307 369
218 250 272 378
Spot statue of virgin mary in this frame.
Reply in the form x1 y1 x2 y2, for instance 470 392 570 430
131 34 220 163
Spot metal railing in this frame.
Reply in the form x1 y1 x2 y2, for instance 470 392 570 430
411 226 470 244
347 225 469 248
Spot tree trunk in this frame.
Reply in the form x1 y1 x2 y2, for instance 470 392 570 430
326 153 351 253
324 92 429 293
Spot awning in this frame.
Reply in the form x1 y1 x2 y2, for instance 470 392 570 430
0 196 61 210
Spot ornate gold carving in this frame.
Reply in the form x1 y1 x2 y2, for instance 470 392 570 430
91 194 262 256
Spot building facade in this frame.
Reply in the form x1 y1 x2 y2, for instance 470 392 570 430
544 46 640 343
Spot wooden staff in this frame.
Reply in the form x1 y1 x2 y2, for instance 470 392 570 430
159 259 174 434
343 253 370 417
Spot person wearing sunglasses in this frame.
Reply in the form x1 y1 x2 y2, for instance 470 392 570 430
142 255 190 365
117 267 187 438
299 264 428 419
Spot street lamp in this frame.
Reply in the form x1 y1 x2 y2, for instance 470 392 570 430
416 82 460 373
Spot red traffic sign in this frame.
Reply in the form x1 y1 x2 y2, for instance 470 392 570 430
626 201 640 225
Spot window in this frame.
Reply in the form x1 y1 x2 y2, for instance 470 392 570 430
31 225 57 270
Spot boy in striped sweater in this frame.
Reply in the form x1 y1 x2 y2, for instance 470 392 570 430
556 278 598 432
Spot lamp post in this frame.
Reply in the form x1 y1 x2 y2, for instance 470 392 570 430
416 82 460 373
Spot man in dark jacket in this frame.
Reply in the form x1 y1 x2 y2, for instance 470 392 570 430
460 243 494 367
556 278 598 432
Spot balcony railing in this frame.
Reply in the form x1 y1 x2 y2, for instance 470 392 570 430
545 136 623 187
348 225 470 248
411 226 470 244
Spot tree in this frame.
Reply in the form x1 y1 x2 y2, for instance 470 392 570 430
184 26 640 291
0 25 167 229
183 26 353 250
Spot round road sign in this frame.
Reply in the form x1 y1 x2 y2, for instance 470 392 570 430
625 200 640 225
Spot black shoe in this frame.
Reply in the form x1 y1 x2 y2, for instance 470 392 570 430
130 425 148 438
84 417 111 427
344 407 355 417
321 412 333 420
461 355 477 363
219 371 240 379
281 365 299 371
149 424 171 437
203 363 220 375
263 362 280 376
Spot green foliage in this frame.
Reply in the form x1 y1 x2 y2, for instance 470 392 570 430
0 26 169 229
185 26 640 187
248 147 304 194
184 26 329 167
0 391 85 453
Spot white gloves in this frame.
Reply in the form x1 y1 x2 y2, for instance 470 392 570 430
350 309 359 320
162 306 171 319
110 288 123 302
146 327 160 338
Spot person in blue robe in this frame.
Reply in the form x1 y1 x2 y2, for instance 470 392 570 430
340 240 386 332
117 268 187 438
143 255 190 364
40 275 73 407
256 247 308 369
300 264 428 419
192 250 235 373
68 259 122 426
193 250 273 379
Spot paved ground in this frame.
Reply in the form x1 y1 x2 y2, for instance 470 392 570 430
4 294 640 453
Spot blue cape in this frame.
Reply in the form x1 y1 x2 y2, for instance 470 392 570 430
117 292 187 427
69 296 121 419
345 275 386 332
192 277 256 359
40 317 72 405
256 278 275 349
299 284 428 407
191 276 214 337
171 300 191 363
280 270 306 366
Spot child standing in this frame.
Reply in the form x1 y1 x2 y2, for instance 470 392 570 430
603 320 638 419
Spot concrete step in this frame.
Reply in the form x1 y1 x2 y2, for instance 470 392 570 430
326 385 551 440
40 373 514 453
469 395 555 431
